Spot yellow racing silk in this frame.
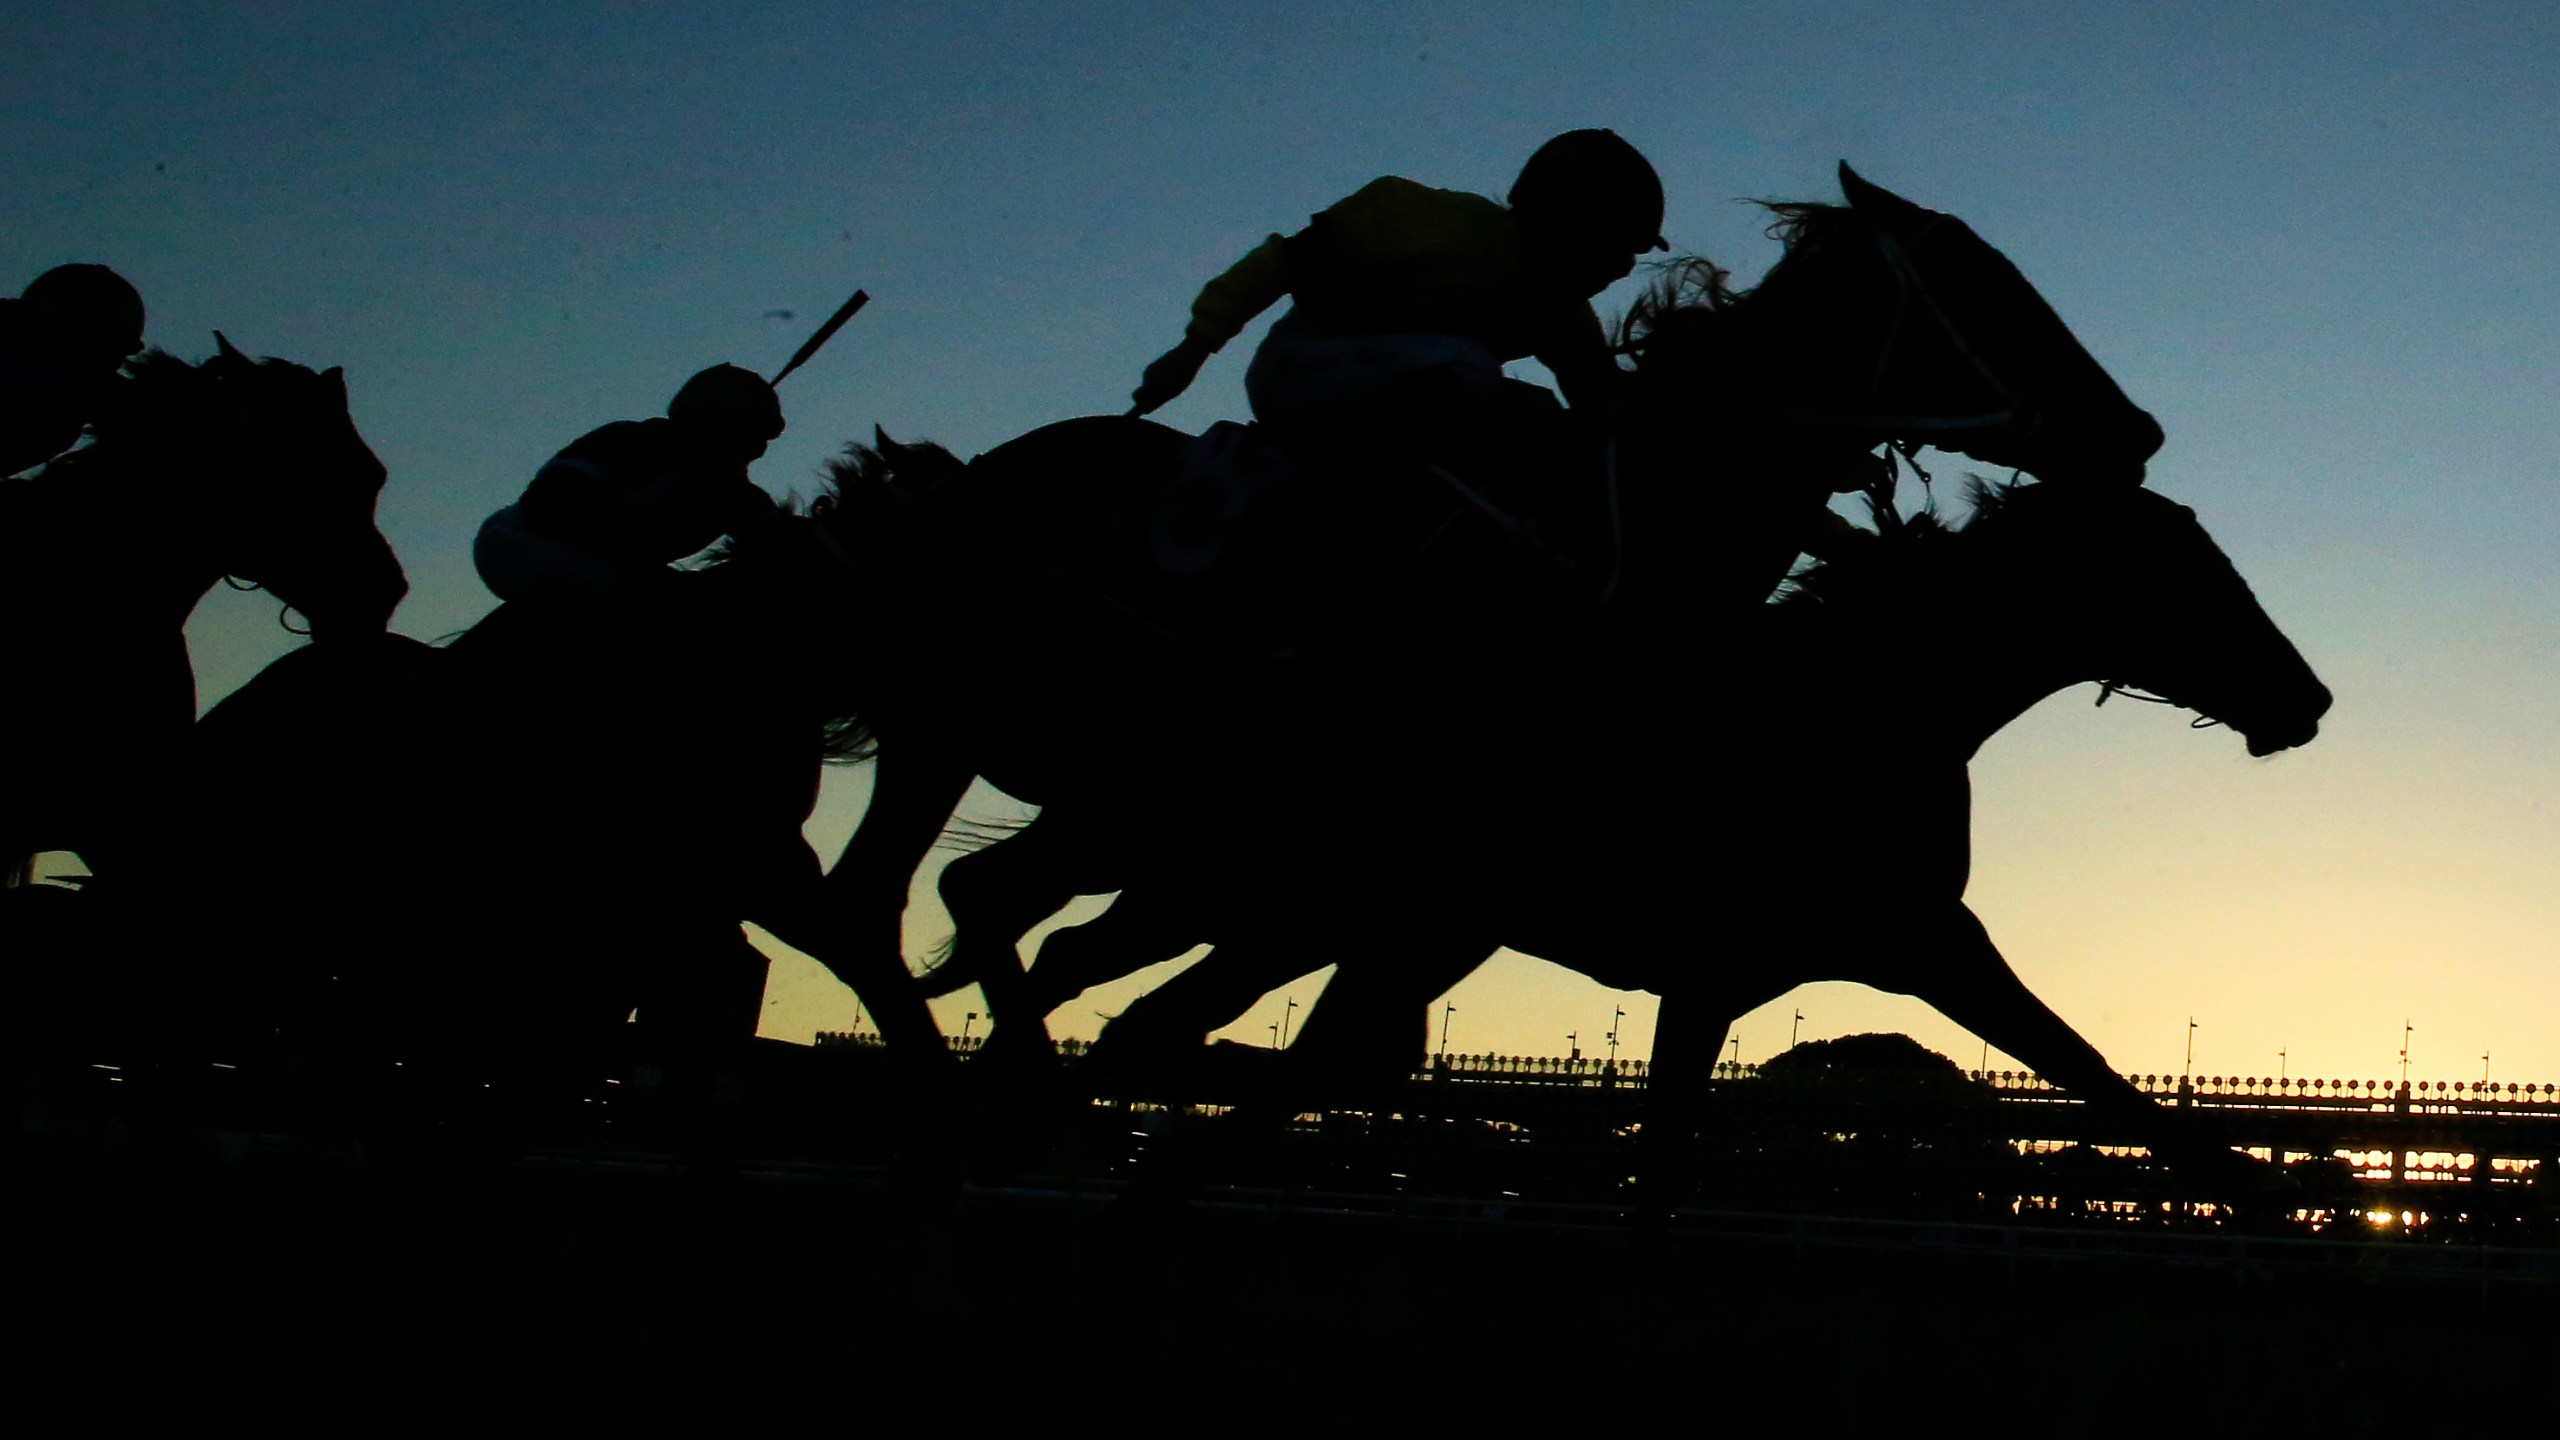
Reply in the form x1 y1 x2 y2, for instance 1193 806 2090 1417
1184 176 1603 377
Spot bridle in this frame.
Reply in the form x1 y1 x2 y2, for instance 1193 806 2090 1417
1775 214 2030 442
2094 680 2222 730
221 573 310 636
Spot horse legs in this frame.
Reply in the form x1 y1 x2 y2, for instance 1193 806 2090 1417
1267 932 1498 1115
1016 886 1206 1020
1116 933 1486 1214
1084 933 1321 1075
1883 903 2250 1188
635 927 772 1183
1638 972 1796 1230
931 823 1087 1047
1255 937 1495 1203
808 747 976 1059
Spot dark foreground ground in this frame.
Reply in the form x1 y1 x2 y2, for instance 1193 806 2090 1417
8 1143 2555 1434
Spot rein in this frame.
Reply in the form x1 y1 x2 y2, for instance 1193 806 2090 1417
221 574 311 636
2094 680 2223 729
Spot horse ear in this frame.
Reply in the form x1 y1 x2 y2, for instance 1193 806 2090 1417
1838 162 1939 233
213 330 249 365
321 365 348 406
873 424 908 461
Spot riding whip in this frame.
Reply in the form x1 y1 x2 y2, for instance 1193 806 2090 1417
769 288 870 387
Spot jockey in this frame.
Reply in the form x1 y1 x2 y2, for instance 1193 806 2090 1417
1128 129 1668 469
0 264 146 477
474 364 786 607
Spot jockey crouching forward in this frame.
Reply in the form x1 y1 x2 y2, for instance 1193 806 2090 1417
1 264 146 478
475 363 786 610
464 363 794 890
1130 129 1669 507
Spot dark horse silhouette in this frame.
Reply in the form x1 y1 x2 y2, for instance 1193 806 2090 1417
0 335 405 883
939 476 2327 1200
803 167 2326 1197
171 495 944 1163
811 166 2178 1029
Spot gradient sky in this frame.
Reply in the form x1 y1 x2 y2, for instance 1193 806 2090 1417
9 2 2555 1084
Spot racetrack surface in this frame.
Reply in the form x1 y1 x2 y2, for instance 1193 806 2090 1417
9 1147 2548 1430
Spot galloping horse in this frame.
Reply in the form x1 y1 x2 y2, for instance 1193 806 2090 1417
0 335 405 883
175 489 943 1160
816 166 2172 1034
1010 477 2327 1199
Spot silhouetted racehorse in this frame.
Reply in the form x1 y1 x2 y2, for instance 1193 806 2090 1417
0 336 405 882
176 495 943 1164
966 477 2328 1201
810 167 2331 1201
819 166 2173 1026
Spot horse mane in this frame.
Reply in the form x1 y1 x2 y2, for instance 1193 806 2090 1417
1614 202 1859 358
815 433 963 534
39 345 339 485
684 434 964 767
695 430 960 570
1776 472 2025 611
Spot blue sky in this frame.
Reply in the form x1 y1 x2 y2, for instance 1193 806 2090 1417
9 2 2556 1082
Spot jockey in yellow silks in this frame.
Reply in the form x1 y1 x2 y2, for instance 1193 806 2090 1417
1130 129 1669 472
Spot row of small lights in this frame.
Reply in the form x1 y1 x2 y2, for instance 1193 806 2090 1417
2125 1075 2557 1094
830 1015 2542 1094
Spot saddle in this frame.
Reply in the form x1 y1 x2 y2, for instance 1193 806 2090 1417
1084 400 1604 680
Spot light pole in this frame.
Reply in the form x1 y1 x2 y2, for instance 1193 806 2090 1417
2278 1048 2287 1082
1280 996 1297 1049
2184 1017 2196 1084
961 1011 977 1047
1567 1031 1579 1063
1268 1022 1280 1050
2400 1020 2412 1087
1727 1034 1741 1072
2482 1049 2491 1084
1438 1002 1455 1062
1791 1010 1802 1048
1609 1006 1625 1066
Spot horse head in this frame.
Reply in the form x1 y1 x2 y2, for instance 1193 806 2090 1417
1608 166 2170 628
195 334 406 638
1966 482 2331 756
1622 165 2160 493
1831 164 2162 488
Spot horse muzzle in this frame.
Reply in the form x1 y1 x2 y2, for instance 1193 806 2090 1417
2237 680 2333 757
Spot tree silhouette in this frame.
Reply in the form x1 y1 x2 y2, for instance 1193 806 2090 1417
1757 1032 1991 1102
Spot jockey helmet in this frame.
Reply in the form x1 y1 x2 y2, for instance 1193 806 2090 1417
18 264 146 369
1509 129 1670 256
667 363 785 460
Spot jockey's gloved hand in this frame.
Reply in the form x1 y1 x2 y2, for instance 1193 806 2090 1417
1130 337 1214 416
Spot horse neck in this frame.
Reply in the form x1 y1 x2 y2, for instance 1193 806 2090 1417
1612 304 1917 623
682 550 853 719
1887 556 2108 762
16 464 230 628
114 482 237 629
